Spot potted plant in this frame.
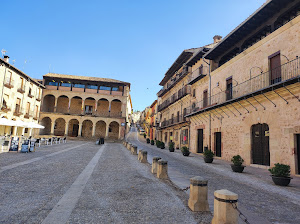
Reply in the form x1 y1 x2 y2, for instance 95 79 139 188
231 155 245 173
203 150 214 163
144 133 146 138
146 138 150 144
268 163 292 186
156 140 161 148
160 142 165 149
181 146 190 156
169 142 175 152
150 139 154 145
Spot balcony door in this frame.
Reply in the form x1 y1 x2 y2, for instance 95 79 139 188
269 51 281 85
226 77 233 101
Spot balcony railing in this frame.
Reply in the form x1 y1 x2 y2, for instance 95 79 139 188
160 115 187 128
13 105 23 116
187 66 209 84
17 86 25 93
1 106 11 112
4 79 14 89
186 57 300 116
157 85 191 112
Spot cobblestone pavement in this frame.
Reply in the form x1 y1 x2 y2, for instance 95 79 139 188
127 127 300 224
0 140 208 223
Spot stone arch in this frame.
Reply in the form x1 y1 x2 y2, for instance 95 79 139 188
54 118 66 136
95 120 106 137
108 121 119 139
42 95 55 112
57 95 69 113
97 98 109 117
40 117 52 135
84 97 96 115
110 99 122 117
81 120 93 138
68 119 79 137
70 96 82 115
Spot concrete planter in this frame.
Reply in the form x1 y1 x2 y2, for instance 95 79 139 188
271 176 292 186
204 157 213 163
231 165 245 173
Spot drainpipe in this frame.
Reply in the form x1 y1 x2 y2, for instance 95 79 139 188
202 56 211 150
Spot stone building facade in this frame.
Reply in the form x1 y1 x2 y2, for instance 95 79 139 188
186 0 300 174
39 73 131 140
0 56 44 137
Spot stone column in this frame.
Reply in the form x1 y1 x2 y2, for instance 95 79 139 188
157 160 168 179
50 121 55 135
188 176 209 212
212 189 238 224
78 123 82 137
64 123 69 136
118 125 122 139
54 97 58 112
105 124 109 137
151 157 161 174
92 123 96 137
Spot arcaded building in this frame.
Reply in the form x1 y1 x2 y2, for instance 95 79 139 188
186 0 300 174
39 73 131 140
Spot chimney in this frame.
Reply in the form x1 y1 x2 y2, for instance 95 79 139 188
213 35 222 44
3 55 9 63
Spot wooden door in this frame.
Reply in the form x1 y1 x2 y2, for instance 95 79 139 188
269 52 281 84
215 132 221 157
203 90 208 108
197 129 203 153
252 124 270 166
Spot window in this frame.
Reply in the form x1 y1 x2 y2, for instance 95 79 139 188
19 77 24 89
26 102 30 115
86 84 98 89
15 98 21 113
193 89 196 97
100 86 111 91
48 81 58 86
5 71 12 84
35 105 39 117
73 83 85 88
85 105 93 114
112 87 119 91
203 90 208 107
182 129 188 144
226 77 233 100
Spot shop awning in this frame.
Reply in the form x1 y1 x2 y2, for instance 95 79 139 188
0 118 44 129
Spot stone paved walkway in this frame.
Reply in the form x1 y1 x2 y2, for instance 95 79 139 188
127 127 300 224
0 140 208 223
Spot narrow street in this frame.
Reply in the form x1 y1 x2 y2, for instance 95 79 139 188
127 127 300 224
0 141 206 224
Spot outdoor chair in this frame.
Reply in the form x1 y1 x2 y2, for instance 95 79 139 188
46 138 52 145
35 138 41 147
63 137 67 143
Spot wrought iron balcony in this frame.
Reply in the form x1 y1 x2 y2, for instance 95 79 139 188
17 86 25 93
4 79 14 89
157 85 191 112
186 57 300 116
160 115 187 128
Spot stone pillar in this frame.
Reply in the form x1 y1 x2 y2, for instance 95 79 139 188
140 151 148 163
12 126 17 136
68 98 71 113
50 121 55 135
78 123 82 137
28 128 33 137
131 145 137 155
92 123 96 137
212 189 238 224
81 99 85 114
118 124 122 139
21 127 25 136
151 157 161 174
64 123 69 136
54 97 58 112
188 176 209 212
157 160 168 179
127 143 132 150
105 124 109 137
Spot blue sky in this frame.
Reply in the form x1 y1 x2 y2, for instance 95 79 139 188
1 0 266 111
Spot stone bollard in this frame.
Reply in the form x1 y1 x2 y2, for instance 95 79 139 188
127 143 131 150
140 151 148 163
151 157 161 174
138 150 143 161
131 145 137 155
157 160 168 179
212 189 238 224
188 176 209 212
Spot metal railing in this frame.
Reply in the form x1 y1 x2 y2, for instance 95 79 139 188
160 114 187 128
187 66 209 83
157 85 191 112
186 57 300 115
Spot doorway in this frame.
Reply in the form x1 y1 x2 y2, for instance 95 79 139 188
72 124 79 137
296 134 300 174
269 51 281 85
215 132 222 157
251 123 270 166
197 129 203 153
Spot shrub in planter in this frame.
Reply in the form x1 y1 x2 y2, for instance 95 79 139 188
156 140 161 148
231 155 245 173
269 163 292 186
169 142 175 152
146 138 150 144
143 133 146 138
181 146 190 156
203 150 214 163
160 142 165 149
150 140 154 145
